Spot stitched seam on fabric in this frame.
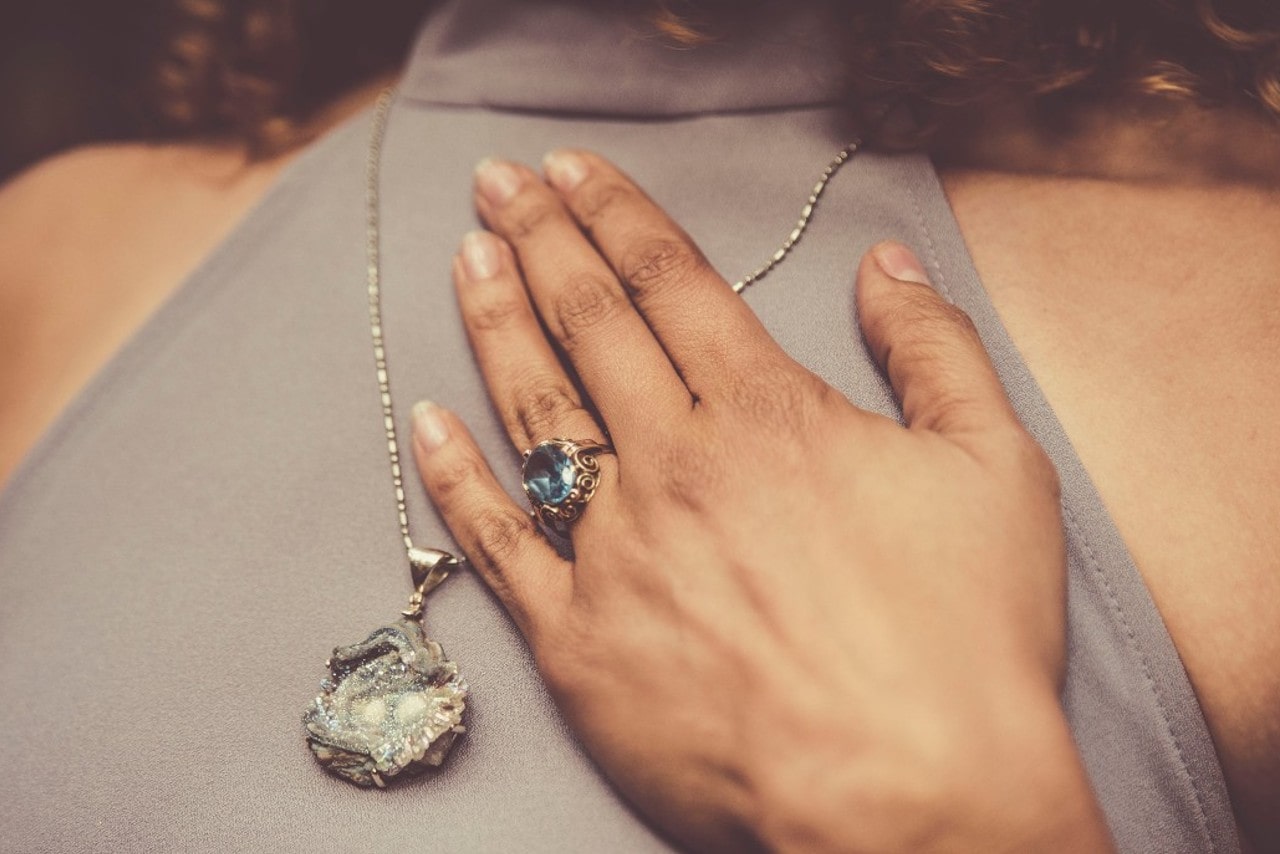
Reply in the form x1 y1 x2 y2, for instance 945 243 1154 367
1062 504 1216 851
905 173 1218 852
906 179 954 302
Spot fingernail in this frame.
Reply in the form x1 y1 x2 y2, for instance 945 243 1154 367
412 400 449 453
461 230 501 281
542 149 589 192
474 157 523 206
872 242 931 285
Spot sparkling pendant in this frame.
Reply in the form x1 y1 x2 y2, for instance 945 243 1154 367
303 549 468 788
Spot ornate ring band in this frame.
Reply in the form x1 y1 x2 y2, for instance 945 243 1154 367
521 438 614 529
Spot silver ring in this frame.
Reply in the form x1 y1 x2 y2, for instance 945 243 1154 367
521 438 614 529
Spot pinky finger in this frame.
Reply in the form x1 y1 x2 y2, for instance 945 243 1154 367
411 400 571 642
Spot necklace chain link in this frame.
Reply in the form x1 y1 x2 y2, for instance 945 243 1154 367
364 88 858 563
366 90 414 556
731 141 859 293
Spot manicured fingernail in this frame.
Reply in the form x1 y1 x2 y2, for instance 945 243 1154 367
872 242 931 285
412 400 449 453
461 230 501 281
474 157 523 206
542 149 589 192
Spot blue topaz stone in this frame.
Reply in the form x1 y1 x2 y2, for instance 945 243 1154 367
523 442 577 506
521 439 612 527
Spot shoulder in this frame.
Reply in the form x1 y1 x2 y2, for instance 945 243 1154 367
0 75 393 296
0 75 392 294
0 142 154 212
0 139 287 344
0 145 138 283
0 141 287 284
1 142 230 243
0 142 289 485
0 78 385 486
0 140 291 340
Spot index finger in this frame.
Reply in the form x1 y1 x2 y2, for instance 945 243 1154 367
541 149 788 392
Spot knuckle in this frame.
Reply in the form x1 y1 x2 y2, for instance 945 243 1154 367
651 438 724 511
618 236 707 299
532 612 589 697
574 181 633 228
882 290 978 350
504 199 558 241
511 377 581 443
429 451 488 502
720 368 824 435
466 510 542 621
553 271 626 343
470 509 538 572
988 426 1060 495
903 369 977 432
466 293 527 333
1011 433 1061 497
948 304 982 342
933 302 985 355
878 289 946 340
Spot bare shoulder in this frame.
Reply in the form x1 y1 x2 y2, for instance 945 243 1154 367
0 141 289 485
0 141 292 325
0 77 391 486
0 140 287 285
0 76 392 331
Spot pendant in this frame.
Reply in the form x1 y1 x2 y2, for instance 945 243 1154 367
303 549 468 788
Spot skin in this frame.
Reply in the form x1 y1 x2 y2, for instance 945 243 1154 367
0 75 388 487
933 99 1280 853
407 150 1114 851
0 84 1276 849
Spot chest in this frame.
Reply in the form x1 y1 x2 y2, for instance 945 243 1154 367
941 170 1280 849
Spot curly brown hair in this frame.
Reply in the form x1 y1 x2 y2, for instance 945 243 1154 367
145 0 1280 153
144 0 430 155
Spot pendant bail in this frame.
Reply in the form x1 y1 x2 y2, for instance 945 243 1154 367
403 547 463 619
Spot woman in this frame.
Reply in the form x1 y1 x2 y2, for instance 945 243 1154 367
0 0 1274 851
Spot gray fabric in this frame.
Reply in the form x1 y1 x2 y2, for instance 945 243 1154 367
405 0 849 116
0 1 1238 851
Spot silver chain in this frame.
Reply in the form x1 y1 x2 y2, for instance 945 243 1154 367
364 88 858 560
366 89 415 556
731 141 860 293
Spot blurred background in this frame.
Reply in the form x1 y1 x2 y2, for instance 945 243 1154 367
1 0 431 183
0 2 155 183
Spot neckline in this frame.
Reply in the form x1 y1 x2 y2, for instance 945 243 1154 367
399 0 850 117
905 158 1240 854
0 13 1239 847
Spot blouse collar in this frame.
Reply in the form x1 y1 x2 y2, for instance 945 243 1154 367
398 0 849 116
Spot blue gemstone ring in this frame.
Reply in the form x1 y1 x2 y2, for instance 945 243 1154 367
520 438 614 529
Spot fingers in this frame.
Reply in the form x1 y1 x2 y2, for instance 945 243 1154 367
453 230 607 453
411 400 572 640
541 149 787 390
472 158 690 438
857 241 1022 441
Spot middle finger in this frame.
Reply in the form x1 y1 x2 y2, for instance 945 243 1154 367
473 158 691 440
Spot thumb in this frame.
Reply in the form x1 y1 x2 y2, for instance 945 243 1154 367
856 240 1019 440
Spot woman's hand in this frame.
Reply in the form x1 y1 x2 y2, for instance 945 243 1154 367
411 150 1112 852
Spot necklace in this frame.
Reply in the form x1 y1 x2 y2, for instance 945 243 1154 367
302 88 860 788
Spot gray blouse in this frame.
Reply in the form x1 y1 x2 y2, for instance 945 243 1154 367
0 1 1239 850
